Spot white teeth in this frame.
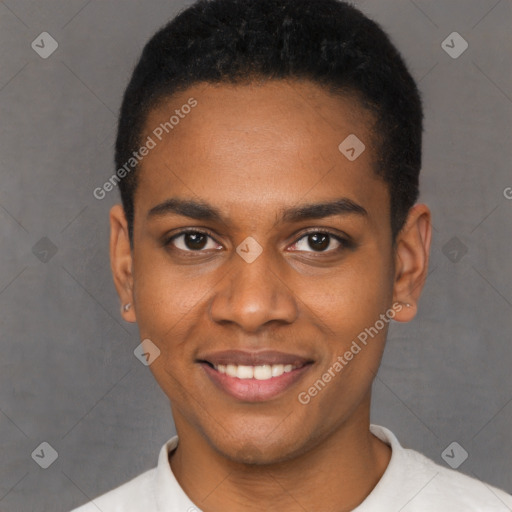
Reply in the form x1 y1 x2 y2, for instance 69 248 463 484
253 365 272 380
237 365 254 379
226 364 238 377
214 363 299 380
271 364 284 377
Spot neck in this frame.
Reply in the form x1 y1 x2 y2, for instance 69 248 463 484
169 395 391 512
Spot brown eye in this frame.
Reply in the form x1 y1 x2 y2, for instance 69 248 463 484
290 230 350 253
183 232 208 250
166 230 221 252
307 233 330 251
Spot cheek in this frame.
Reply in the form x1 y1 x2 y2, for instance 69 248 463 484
132 251 213 330
299 250 394 329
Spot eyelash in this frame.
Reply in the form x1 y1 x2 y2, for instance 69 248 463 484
163 228 353 255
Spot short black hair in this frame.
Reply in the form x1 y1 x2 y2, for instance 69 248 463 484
115 0 423 246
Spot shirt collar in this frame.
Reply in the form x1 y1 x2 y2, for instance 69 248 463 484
154 435 201 511
352 424 438 511
153 425 412 511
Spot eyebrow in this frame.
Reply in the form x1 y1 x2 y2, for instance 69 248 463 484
147 197 368 225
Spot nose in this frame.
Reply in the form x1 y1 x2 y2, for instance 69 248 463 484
209 247 299 333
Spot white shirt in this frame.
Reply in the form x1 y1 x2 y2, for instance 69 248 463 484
71 424 512 511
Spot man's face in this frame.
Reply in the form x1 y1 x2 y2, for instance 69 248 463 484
128 80 397 463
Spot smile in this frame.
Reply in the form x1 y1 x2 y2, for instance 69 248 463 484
212 363 301 380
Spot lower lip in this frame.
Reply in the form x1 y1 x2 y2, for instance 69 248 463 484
200 362 312 402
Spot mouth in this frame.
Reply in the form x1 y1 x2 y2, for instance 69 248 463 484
208 362 304 379
197 350 314 402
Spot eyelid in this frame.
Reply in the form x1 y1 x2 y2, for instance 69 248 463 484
288 228 352 252
164 227 352 253
164 227 222 250
293 227 351 242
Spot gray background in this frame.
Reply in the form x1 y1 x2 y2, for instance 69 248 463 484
0 0 511 510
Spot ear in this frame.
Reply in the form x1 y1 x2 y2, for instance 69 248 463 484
392 203 432 322
110 204 136 322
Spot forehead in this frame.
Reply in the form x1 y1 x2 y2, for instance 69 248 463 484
135 80 388 227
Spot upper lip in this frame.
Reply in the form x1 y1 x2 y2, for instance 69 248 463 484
198 350 313 367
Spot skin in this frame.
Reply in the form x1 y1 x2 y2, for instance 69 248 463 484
110 79 431 512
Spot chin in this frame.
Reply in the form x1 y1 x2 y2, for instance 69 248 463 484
209 428 307 466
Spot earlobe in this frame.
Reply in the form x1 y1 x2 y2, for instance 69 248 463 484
110 204 137 323
392 203 432 323
121 302 133 317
